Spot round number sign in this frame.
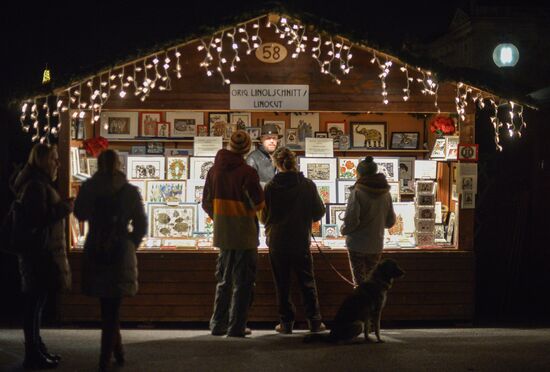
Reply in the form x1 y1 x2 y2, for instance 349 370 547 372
255 43 288 63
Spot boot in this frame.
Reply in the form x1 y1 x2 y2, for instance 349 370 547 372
99 329 114 372
113 330 125 366
39 337 61 362
275 321 294 334
23 342 58 370
307 319 326 333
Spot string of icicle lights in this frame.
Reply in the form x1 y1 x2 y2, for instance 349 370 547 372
19 14 526 150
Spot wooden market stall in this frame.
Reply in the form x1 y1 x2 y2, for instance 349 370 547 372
18 10 523 323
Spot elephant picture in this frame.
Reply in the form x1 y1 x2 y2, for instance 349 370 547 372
350 122 386 149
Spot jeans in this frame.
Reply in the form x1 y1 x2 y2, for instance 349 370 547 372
348 251 382 285
269 248 321 323
23 291 48 347
210 249 257 336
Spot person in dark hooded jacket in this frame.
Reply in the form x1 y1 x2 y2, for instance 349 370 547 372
11 143 73 369
340 156 396 285
260 147 326 334
74 149 146 372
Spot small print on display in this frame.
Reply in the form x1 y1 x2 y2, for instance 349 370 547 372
337 179 355 203
189 157 215 180
338 158 360 179
148 203 198 238
326 122 345 149
231 113 251 130
431 138 447 159
166 157 189 180
390 132 419 150
146 181 186 204
373 157 399 182
209 112 229 137
417 194 435 206
246 127 261 141
457 144 479 162
146 142 165 155
322 224 339 239
127 156 165 179
416 180 435 194
167 111 203 137
350 122 386 149
140 112 163 137
299 157 337 180
417 207 435 220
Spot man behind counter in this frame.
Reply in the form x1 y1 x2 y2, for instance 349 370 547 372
246 123 282 186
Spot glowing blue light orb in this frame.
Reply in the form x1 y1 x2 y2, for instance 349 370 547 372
493 43 519 67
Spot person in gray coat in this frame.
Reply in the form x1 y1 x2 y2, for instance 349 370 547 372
340 156 396 285
11 143 73 369
74 149 146 372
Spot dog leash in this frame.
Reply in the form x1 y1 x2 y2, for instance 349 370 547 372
311 235 356 287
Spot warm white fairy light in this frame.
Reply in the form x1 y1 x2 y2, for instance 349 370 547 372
371 51 391 104
400 65 411 101
175 47 182 78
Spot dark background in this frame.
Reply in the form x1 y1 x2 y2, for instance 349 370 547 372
1 0 549 325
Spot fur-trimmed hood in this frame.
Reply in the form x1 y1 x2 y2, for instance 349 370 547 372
354 173 390 195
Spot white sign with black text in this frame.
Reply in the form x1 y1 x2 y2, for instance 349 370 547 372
305 138 334 158
230 84 309 110
193 136 223 157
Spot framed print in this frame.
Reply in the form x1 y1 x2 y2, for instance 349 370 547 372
208 112 229 137
326 204 347 237
78 149 88 176
245 127 261 141
166 156 188 180
416 219 435 233
389 182 400 202
313 180 336 204
337 179 355 203
87 158 98 176
146 141 165 155
225 123 237 140
458 144 479 162
326 122 346 149
430 138 447 159
311 220 322 238
399 157 415 181
290 113 320 142
322 224 339 239
166 111 203 138
197 207 214 234
285 128 301 149
100 111 138 139
127 156 165 180
414 160 437 179
118 151 128 176
299 157 337 180
446 212 456 243
146 180 186 204
458 175 477 193
186 179 206 203
338 134 350 150
461 191 476 209
416 180 435 194
373 157 399 182
128 180 146 201
386 202 415 235
417 207 435 220
131 145 146 155
434 224 446 242
314 131 329 138
417 194 435 206
390 132 419 150
139 111 163 137
156 121 170 138
196 124 209 137
231 113 251 130
350 122 386 149
148 203 198 238
445 136 460 160
338 157 360 179
189 156 215 180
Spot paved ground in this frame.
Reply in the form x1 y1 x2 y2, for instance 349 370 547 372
1 327 550 371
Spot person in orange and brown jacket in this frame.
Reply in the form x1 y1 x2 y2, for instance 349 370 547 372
340 156 396 285
202 130 265 338
260 147 326 334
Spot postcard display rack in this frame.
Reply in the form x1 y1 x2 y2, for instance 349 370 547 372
68 110 459 251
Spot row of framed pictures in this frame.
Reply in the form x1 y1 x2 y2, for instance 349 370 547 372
96 110 422 150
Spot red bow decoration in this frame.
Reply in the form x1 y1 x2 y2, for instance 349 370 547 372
430 116 456 136
83 136 109 157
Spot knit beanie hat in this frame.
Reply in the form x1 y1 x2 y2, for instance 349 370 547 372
229 130 252 154
357 156 378 177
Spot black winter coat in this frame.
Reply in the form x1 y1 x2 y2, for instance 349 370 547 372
11 165 72 293
260 172 326 251
246 146 276 185
74 171 147 298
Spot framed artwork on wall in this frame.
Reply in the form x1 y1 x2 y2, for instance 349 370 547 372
99 111 139 139
186 179 206 203
196 124 209 136
208 112 229 137
230 112 251 130
139 111 163 137
322 224 339 239
290 113 320 142
246 127 261 141
444 136 460 160
390 132 419 149
285 128 300 149
326 203 347 237
166 111 203 138
146 142 165 155
389 182 400 202
299 157 337 180
336 179 355 203
398 157 415 181
166 156 189 180
417 207 435 220
430 138 446 159
373 157 399 182
338 157 360 179
148 203 198 238
146 180 186 204
350 122 386 149
326 122 346 149
314 131 329 138
313 180 336 204
127 156 165 180
457 143 479 162
189 156 215 180
156 122 171 138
